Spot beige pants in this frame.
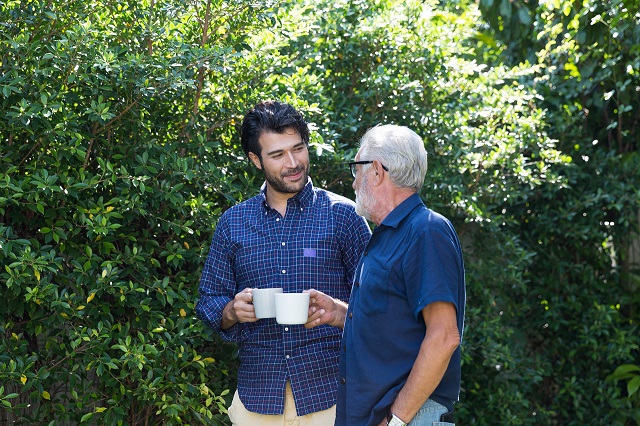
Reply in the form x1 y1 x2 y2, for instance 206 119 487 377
227 382 336 426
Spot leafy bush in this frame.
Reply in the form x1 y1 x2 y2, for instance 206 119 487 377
474 0 640 423
1 0 638 425
0 0 273 424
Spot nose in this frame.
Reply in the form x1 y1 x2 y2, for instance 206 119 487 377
284 151 297 168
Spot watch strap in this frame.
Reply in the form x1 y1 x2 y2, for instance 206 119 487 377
386 412 408 426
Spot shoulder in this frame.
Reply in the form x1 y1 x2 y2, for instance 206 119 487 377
314 187 357 212
422 207 451 226
314 189 365 226
410 206 457 236
217 195 262 226
225 195 262 214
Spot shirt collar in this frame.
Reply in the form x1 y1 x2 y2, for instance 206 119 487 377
259 177 315 211
379 192 423 228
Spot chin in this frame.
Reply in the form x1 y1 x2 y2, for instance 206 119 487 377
355 205 368 220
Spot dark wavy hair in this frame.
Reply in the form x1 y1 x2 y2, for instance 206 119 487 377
240 101 310 159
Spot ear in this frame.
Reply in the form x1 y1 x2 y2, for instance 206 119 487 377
248 152 262 170
372 160 385 185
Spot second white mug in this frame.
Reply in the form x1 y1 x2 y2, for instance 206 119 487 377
274 292 310 325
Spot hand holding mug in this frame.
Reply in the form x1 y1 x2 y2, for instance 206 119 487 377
230 288 258 324
304 289 347 330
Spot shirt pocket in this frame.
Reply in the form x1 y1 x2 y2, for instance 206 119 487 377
359 266 390 315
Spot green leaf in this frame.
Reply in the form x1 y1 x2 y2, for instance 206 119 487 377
611 364 640 380
628 376 640 397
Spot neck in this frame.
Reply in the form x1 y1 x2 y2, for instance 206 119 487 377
265 184 298 216
371 187 415 226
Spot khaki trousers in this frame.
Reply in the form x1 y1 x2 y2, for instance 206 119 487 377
227 382 336 426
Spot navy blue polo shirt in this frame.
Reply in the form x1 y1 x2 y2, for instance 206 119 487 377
335 193 466 426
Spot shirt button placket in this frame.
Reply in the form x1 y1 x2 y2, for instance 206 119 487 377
278 212 291 362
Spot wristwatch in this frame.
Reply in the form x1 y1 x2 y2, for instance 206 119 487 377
387 413 408 426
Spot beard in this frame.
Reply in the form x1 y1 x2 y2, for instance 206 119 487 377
263 162 310 194
355 174 374 221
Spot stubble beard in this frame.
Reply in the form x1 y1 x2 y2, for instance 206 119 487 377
263 163 310 194
355 175 374 221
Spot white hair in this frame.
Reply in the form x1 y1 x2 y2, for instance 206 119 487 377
358 124 428 191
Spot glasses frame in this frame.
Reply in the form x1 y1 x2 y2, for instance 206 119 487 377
348 160 389 178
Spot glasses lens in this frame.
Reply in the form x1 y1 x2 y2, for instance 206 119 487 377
350 163 357 178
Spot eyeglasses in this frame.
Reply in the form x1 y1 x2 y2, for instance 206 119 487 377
348 161 389 178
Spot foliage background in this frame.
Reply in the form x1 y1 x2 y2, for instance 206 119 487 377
1 0 638 424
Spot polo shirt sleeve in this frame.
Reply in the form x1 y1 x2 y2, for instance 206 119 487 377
403 219 463 319
195 214 251 343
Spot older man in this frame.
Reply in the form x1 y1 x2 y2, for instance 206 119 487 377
306 124 466 426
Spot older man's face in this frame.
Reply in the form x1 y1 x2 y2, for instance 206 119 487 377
352 154 375 221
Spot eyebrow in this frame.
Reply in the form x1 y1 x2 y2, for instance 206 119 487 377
265 141 306 157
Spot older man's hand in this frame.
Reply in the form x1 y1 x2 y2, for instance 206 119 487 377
304 289 347 330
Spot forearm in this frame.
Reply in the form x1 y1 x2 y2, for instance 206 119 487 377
331 298 349 329
390 329 459 422
391 349 449 420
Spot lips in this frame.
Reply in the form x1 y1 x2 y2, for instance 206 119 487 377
283 169 304 180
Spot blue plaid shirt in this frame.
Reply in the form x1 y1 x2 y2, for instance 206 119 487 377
196 179 371 416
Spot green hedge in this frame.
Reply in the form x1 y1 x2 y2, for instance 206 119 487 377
0 1 267 424
1 0 638 424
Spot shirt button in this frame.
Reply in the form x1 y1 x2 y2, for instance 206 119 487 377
355 282 360 287
286 355 290 359
340 378 346 384
282 270 286 274
276 218 280 222
285 327 289 331
349 312 353 318
281 242 286 246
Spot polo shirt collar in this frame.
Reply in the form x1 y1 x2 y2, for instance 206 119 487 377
379 192 423 229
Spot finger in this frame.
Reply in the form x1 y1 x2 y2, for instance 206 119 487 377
236 304 258 323
238 315 259 324
238 288 253 302
306 288 321 299
306 309 325 325
304 315 325 329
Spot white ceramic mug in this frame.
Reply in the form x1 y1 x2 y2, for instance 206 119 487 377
252 287 283 319
274 292 310 325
